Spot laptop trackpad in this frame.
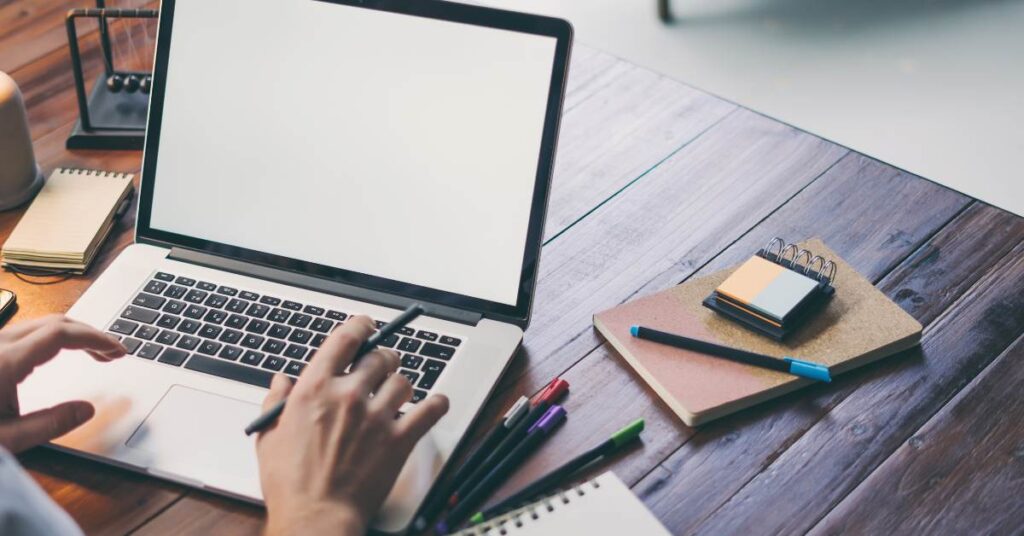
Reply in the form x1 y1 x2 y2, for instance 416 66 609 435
127 385 260 489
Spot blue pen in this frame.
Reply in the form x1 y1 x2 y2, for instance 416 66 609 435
630 325 831 382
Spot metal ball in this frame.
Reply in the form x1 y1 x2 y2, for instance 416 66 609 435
106 73 124 92
140 75 152 94
124 74 141 93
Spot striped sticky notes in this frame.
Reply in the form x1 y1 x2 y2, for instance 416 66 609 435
715 256 820 325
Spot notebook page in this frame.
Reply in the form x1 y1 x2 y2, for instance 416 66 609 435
456 472 670 536
2 169 133 257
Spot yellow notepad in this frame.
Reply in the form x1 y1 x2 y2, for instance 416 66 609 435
2 168 134 273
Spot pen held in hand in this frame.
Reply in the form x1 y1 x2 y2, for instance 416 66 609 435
243 303 425 436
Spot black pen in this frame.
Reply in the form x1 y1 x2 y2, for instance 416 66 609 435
244 303 425 435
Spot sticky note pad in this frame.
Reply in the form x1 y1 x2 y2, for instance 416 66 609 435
715 256 819 324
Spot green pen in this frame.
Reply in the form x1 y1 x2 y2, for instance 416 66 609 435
469 418 645 525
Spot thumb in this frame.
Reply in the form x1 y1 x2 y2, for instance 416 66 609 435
261 373 294 412
0 401 94 454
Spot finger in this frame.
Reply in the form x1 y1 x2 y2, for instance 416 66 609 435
261 373 294 413
5 321 127 382
346 348 399 396
305 316 374 380
0 400 94 454
394 394 449 447
370 372 414 414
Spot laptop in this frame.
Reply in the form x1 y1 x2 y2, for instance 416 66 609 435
19 0 571 532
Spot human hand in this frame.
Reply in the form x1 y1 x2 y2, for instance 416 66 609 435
0 315 127 453
257 315 450 536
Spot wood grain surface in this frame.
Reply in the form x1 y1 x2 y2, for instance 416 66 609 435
3 4 1022 534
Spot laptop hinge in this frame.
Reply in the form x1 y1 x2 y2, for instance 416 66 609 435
167 248 482 327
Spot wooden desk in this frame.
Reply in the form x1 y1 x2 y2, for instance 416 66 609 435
4 3 1024 534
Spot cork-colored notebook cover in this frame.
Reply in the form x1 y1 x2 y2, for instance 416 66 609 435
593 239 922 426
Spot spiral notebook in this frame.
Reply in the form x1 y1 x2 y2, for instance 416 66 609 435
453 471 669 536
2 168 134 274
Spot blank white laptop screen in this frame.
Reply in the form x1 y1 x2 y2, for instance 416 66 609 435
149 0 558 306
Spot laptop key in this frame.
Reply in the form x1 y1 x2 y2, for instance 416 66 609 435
175 276 196 286
411 389 427 403
217 286 238 296
159 348 189 366
415 330 438 342
284 344 307 360
144 280 168 294
157 314 181 330
263 339 286 355
303 305 325 316
246 319 270 334
262 356 287 371
154 272 175 282
199 324 223 339
420 342 455 360
374 320 386 329
219 345 243 361
136 325 159 341
122 306 159 324
220 329 243 344
204 310 227 324
440 335 462 347
247 303 270 318
205 294 228 309
288 329 312 344
109 319 139 335
225 314 248 329
401 354 423 370
268 324 291 339
326 310 347 321
226 299 248 313
398 337 421 353
310 318 333 333
260 296 281 306
163 300 186 314
398 326 415 336
164 285 187 299
282 301 302 311
184 289 208 304
197 281 217 291
186 355 272 389
239 291 259 301
241 334 265 349
399 369 420 385
122 337 143 354
287 313 312 328
137 343 162 360
177 335 201 350
311 334 327 348
418 359 446 390
379 334 400 348
284 360 306 377
198 340 222 356
156 330 180 345
183 304 207 319
241 350 265 366
268 308 290 323
179 319 201 334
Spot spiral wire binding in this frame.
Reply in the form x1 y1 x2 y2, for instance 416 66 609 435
760 237 837 285
462 478 603 535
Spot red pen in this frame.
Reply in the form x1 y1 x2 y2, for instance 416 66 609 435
448 378 569 506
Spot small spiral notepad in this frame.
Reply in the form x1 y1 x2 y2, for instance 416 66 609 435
454 472 669 536
2 168 133 274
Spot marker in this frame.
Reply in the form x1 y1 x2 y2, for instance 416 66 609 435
630 325 831 382
448 378 569 507
470 418 645 525
244 303 425 435
411 395 531 532
438 405 567 534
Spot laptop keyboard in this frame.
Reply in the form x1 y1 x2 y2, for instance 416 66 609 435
106 271 463 403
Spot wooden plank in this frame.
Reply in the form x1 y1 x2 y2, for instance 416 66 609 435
17 448 183 536
810 333 1024 535
686 236 1024 535
131 492 263 536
